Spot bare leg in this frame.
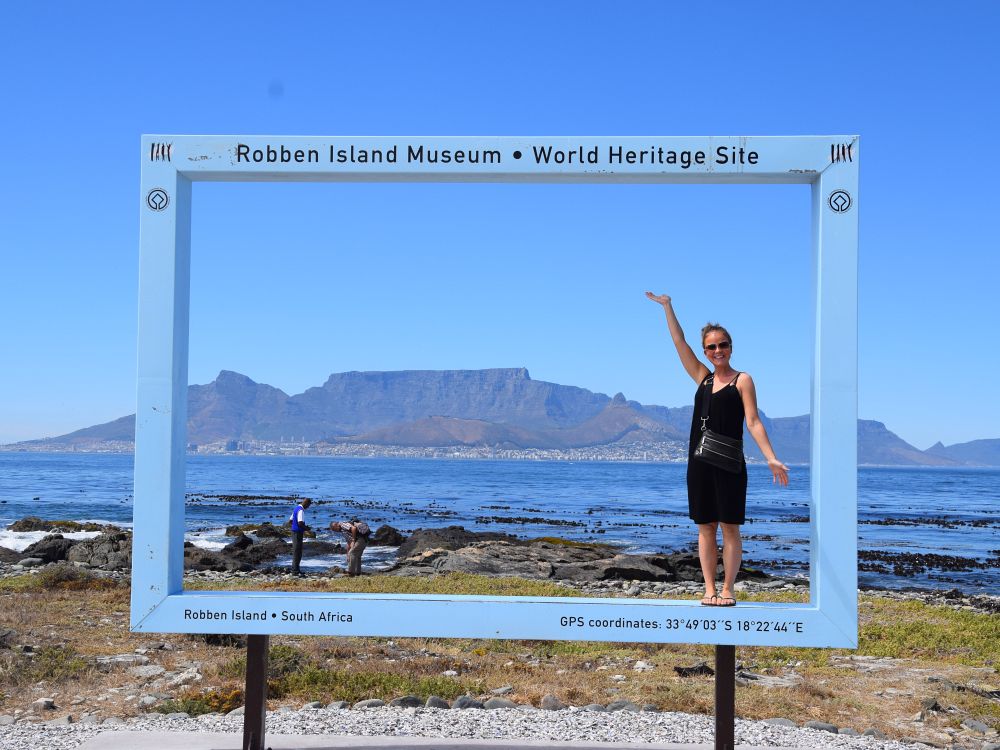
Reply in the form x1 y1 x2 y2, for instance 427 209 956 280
720 523 743 601
697 522 719 601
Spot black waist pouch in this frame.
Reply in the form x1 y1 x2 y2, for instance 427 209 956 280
693 428 744 473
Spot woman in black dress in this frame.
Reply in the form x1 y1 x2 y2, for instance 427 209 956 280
646 291 789 606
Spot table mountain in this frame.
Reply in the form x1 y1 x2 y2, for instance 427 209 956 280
8 368 979 465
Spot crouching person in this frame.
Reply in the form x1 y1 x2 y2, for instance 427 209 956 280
329 519 370 576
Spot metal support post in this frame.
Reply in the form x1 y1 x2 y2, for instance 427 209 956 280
715 644 736 750
243 634 269 750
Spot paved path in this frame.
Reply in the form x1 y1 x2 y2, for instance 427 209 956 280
77 732 802 750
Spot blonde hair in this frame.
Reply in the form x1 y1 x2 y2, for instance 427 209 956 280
700 322 733 348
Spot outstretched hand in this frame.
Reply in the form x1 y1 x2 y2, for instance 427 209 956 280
645 291 671 306
768 458 790 486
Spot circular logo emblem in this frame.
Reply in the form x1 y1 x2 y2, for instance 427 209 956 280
827 189 852 214
146 188 169 212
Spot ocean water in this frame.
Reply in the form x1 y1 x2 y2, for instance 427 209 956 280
0 452 996 591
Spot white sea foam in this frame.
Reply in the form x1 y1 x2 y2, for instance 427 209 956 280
0 529 102 552
187 538 228 551
187 528 231 551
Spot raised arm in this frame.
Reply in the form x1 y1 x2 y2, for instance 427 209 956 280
737 373 790 486
645 292 710 384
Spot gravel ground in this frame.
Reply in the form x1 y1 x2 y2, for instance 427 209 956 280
0 707 925 750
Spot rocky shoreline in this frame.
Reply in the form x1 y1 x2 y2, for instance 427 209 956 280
2 517 999 615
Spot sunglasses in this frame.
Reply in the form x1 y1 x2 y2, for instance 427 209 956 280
704 341 731 352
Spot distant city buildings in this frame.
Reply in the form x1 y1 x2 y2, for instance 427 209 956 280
2 438 694 463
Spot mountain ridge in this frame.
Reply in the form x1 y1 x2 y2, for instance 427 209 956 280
6 369 997 465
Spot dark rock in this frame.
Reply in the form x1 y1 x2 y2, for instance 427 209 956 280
555 553 674 582
838 728 860 736
389 533 779 585
425 696 450 709
540 694 565 710
301 701 323 710
352 699 385 709
226 523 287 539
452 695 484 709
228 538 290 566
0 547 20 564
191 634 247 648
372 525 406 546
389 696 422 708
7 517 116 533
66 532 132 571
764 718 797 728
303 540 345 557
397 526 520 559
222 533 253 553
803 720 838 733
961 718 990 734
641 704 658 712
901 738 945 748
674 661 714 677
182 544 252 572
395 543 554 579
483 697 517 709
0 628 16 649
862 728 886 739
18 557 45 568
606 700 640 712
921 698 944 712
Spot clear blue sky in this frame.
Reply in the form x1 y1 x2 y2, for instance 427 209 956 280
1 2 996 449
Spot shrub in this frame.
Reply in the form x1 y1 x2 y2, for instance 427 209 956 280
155 687 243 717
217 643 307 681
34 563 119 591
0 646 94 686
273 668 476 703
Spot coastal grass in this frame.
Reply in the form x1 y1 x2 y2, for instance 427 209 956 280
0 575 996 740
185 572 584 598
0 645 94 687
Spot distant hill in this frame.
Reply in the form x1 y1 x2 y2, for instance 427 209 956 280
6 368 993 465
924 438 1000 466
744 416 960 466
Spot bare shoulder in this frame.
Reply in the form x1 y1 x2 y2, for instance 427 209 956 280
735 371 756 393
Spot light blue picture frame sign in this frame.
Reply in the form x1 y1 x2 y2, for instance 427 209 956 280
133 135 859 648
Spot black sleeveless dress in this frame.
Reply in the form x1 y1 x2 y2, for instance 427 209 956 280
686 373 748 525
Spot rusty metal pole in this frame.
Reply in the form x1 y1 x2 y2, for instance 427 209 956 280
243 634 269 750
715 645 735 750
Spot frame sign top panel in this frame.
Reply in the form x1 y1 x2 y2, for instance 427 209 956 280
134 135 859 648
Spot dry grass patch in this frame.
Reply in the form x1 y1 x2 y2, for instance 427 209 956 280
0 573 996 741
186 572 583 598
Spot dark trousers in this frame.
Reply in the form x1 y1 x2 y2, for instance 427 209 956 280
291 530 304 573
